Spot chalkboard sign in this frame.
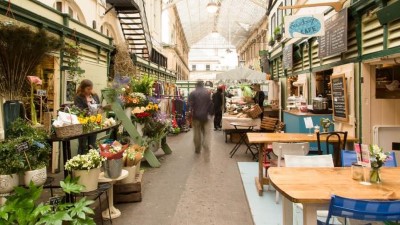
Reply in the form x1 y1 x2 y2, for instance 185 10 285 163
283 44 293 70
330 74 348 121
318 8 348 58
16 142 29 153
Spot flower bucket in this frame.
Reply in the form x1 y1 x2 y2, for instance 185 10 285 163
136 123 144 137
104 158 123 179
148 140 160 153
0 174 19 194
124 107 132 119
23 167 47 186
72 167 100 192
119 166 136 184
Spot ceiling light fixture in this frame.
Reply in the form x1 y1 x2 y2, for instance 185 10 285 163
207 1 219 14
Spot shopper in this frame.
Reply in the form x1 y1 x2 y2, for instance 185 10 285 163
74 79 100 154
252 84 265 120
189 81 213 153
212 86 224 131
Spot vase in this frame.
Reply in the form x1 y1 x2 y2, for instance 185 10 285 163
370 167 381 183
124 107 132 119
323 127 329 133
23 167 47 186
119 166 137 184
103 158 123 179
72 167 100 192
0 174 19 194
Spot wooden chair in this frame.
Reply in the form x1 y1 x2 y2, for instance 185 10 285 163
315 131 348 167
271 142 309 203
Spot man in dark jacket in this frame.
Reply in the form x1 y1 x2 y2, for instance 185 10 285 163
253 84 265 120
212 86 224 130
189 81 213 153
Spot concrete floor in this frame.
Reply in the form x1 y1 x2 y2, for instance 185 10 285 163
113 129 254 225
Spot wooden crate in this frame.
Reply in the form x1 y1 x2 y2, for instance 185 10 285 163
114 171 143 203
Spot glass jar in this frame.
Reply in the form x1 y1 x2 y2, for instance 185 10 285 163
351 163 363 181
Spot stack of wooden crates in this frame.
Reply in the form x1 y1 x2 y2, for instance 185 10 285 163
114 171 144 203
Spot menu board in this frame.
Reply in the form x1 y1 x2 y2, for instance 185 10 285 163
318 8 348 58
330 74 348 121
282 44 293 70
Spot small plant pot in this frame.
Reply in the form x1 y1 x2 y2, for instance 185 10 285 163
104 158 123 179
0 174 19 194
275 33 282 42
269 40 275 46
23 167 47 186
119 166 137 184
72 167 100 192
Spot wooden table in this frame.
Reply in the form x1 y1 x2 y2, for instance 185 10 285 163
269 167 400 225
246 133 357 196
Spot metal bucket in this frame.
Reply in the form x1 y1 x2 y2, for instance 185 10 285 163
103 158 123 179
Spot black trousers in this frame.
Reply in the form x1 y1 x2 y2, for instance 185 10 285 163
214 110 222 129
78 134 97 155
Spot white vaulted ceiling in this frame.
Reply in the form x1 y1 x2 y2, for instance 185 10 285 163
165 0 267 47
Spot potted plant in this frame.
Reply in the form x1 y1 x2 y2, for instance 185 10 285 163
63 42 84 82
65 149 104 192
0 176 96 224
99 141 128 179
268 36 275 46
274 27 282 42
6 119 50 186
0 140 24 194
120 144 145 184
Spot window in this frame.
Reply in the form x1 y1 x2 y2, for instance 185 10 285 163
192 65 196 71
278 3 283 27
68 7 74 17
285 0 292 15
100 25 104 34
206 64 210 71
271 14 276 37
55 2 62 12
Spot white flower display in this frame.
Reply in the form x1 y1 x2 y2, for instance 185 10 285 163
132 107 145 114
65 149 105 171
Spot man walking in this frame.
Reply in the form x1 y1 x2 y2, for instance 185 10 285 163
189 81 213 153
212 86 224 130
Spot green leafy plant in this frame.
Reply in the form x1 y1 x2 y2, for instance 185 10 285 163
0 176 96 225
274 27 282 41
0 140 25 175
268 36 275 46
130 75 155 96
63 43 84 82
6 119 50 171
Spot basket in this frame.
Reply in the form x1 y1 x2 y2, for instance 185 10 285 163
55 124 83 138
246 105 263 119
54 107 83 138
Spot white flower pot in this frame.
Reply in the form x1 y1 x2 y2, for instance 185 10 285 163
136 123 144 137
0 174 19 194
120 166 136 184
24 167 47 186
124 107 132 119
72 167 100 192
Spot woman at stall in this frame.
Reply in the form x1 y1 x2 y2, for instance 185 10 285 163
252 84 265 120
74 79 100 154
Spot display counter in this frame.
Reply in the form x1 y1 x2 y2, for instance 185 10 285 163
283 110 333 153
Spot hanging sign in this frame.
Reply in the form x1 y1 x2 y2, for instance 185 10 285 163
285 14 325 38
318 8 348 58
282 44 293 70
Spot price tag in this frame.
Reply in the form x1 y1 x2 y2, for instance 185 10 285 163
37 89 47 96
304 117 314 129
16 142 29 153
49 196 64 207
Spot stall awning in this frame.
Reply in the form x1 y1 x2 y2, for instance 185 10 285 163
216 68 266 80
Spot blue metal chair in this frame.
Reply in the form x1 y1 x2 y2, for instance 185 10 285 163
385 152 397 167
318 195 400 225
341 150 358 167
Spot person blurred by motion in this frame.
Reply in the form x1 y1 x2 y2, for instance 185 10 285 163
189 81 214 153
212 86 224 131
74 79 100 154
252 84 265 120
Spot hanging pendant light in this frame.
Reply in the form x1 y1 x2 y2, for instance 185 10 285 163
207 1 219 14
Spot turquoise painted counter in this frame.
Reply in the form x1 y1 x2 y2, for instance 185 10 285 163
283 111 333 153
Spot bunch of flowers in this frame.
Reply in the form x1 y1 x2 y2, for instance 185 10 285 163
145 102 159 114
369 145 390 169
65 149 104 171
99 141 128 160
123 144 146 167
132 102 160 124
143 112 171 139
123 92 148 108
78 114 102 132
103 117 117 128
320 118 332 131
